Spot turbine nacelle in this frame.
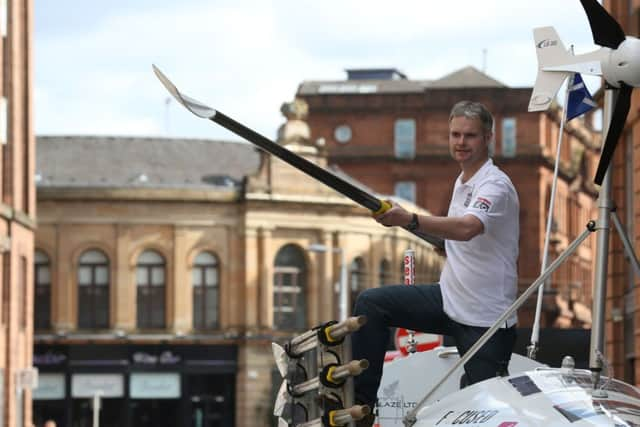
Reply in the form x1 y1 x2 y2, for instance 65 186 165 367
603 36 640 88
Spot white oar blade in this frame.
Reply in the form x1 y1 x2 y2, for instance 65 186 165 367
152 64 217 119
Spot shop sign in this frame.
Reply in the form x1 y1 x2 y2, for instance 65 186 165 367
130 373 180 399
71 374 124 398
132 350 181 365
33 374 65 400
33 352 67 366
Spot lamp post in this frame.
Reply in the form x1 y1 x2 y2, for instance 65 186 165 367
308 243 348 321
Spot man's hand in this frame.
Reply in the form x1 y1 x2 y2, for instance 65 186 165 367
373 200 412 228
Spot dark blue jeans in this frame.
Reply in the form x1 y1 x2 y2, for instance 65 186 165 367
351 284 517 408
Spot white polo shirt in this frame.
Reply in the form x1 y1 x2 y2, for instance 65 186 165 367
439 158 519 328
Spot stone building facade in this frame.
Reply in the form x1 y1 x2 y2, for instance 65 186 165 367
33 104 441 427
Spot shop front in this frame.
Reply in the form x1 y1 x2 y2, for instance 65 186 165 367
33 343 236 427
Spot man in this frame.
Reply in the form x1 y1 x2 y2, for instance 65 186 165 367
352 101 519 426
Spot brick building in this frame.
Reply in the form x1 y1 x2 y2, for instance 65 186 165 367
0 0 36 426
600 0 640 386
32 103 441 427
296 65 602 329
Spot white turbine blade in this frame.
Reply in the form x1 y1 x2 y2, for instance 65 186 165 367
272 342 289 377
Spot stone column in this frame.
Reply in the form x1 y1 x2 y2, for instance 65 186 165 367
258 227 273 329
391 231 401 283
318 231 335 321
367 233 376 289
243 228 259 328
171 226 189 333
114 224 135 330
224 223 242 329
56 224 74 330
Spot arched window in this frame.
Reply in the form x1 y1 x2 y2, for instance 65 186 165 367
273 245 307 331
192 251 219 330
34 250 51 330
378 259 392 287
136 250 166 329
77 249 109 329
350 257 366 310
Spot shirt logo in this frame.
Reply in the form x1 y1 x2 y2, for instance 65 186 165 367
472 197 492 212
464 192 473 207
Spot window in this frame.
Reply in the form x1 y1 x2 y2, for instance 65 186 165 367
394 181 416 204
34 250 51 330
136 250 166 329
192 252 219 330
334 125 352 144
394 119 416 159
350 257 366 311
502 118 517 157
77 250 109 329
378 259 392 286
273 245 307 331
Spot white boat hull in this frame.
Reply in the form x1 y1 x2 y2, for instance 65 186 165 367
377 349 640 426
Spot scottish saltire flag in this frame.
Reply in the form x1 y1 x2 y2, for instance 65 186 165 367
566 73 597 121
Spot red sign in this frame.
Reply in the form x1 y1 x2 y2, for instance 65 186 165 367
383 350 403 363
394 328 441 355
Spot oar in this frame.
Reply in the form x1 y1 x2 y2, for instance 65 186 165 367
152 65 444 250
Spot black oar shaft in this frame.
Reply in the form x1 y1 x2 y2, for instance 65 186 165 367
212 111 383 212
211 112 444 249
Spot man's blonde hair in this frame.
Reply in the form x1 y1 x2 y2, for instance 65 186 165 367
449 101 494 135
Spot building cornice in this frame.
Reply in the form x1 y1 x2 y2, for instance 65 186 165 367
37 187 240 202
244 192 359 207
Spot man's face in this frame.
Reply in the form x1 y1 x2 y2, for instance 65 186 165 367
448 116 491 168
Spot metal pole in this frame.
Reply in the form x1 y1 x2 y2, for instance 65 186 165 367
589 89 615 377
529 69 574 359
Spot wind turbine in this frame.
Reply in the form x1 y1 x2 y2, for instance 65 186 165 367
528 0 640 184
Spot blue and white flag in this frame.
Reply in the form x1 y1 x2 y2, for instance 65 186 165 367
566 73 597 121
